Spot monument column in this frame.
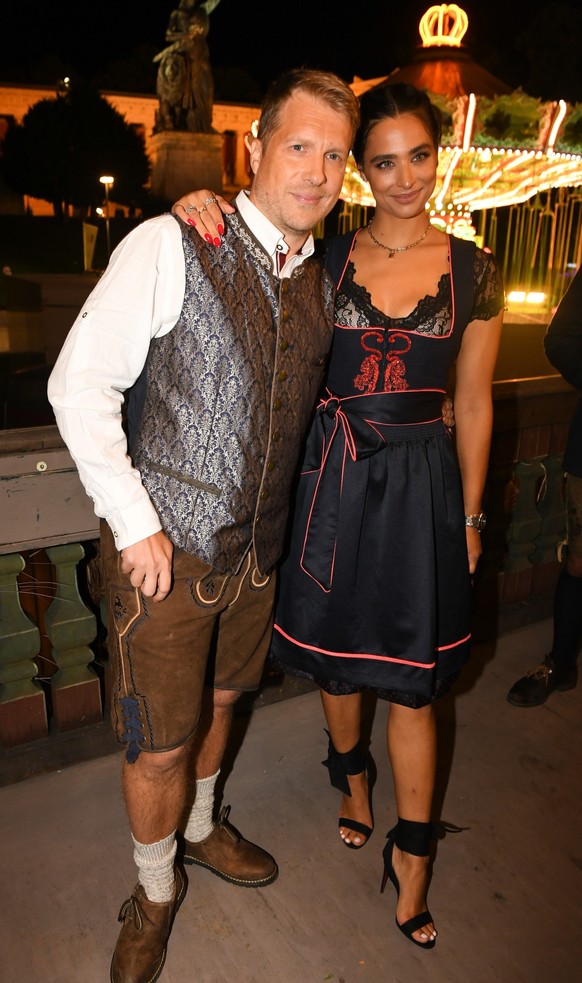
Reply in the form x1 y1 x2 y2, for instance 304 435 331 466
150 131 223 205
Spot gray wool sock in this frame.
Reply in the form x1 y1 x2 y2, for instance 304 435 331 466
132 830 177 903
184 769 220 843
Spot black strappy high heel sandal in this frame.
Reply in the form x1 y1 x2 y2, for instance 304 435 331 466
321 729 375 849
381 818 437 948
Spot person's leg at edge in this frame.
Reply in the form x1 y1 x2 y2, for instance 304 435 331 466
507 474 582 705
387 702 437 944
551 560 582 669
551 474 582 669
320 690 373 847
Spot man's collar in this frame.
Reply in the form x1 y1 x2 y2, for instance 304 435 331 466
235 190 315 264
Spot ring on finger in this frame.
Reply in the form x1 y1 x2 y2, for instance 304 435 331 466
203 197 217 206
197 206 207 214
184 204 196 215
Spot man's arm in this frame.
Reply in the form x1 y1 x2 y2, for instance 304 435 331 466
48 216 185 598
544 267 582 392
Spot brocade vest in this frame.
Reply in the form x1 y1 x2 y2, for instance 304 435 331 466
127 213 334 575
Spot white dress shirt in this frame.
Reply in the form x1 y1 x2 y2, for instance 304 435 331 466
48 192 315 550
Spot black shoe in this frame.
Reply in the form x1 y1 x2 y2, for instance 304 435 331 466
507 654 578 707
322 729 375 849
380 820 437 949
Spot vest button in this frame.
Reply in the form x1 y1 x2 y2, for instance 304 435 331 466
278 370 287 382
272 430 281 441
281 310 289 322
266 460 275 471
261 489 270 500
280 339 289 351
273 398 282 410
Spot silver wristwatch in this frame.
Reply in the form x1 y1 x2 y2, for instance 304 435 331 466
465 512 487 532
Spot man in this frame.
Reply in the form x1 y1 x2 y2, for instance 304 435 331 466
507 266 582 706
48 68 359 983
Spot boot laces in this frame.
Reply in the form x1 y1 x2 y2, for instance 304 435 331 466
525 663 552 682
217 804 239 843
118 894 145 929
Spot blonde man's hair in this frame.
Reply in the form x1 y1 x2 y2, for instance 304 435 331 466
257 68 360 148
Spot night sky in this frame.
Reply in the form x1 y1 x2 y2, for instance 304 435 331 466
2 0 580 101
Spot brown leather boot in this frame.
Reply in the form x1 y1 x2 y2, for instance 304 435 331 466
110 865 186 983
181 805 278 887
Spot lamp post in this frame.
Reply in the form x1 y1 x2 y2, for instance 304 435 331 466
99 175 114 260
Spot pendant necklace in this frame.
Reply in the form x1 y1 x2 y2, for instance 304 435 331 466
367 218 432 259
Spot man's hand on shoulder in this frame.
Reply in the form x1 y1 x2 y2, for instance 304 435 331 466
120 531 174 601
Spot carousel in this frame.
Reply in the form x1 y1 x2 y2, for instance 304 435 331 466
340 4 582 313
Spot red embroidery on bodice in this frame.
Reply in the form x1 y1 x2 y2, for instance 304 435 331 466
354 330 411 393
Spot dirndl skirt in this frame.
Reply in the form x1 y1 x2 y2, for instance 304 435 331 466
269 390 472 701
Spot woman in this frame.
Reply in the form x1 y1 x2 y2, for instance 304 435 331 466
173 81 504 949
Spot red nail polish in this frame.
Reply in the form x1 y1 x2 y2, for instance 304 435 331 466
217 224 224 235
213 237 221 247
204 233 213 243
187 218 196 227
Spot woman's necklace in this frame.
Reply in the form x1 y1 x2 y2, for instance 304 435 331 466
367 218 432 259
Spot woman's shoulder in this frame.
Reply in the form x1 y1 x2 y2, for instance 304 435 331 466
474 243 500 266
316 230 360 282
449 237 502 286
471 245 505 317
473 244 503 285
317 229 359 252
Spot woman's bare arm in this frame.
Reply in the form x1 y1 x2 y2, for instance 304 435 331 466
453 310 503 572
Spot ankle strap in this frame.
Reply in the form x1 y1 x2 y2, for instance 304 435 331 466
321 729 366 796
388 818 436 857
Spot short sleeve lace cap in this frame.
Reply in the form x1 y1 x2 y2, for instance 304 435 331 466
472 248 505 322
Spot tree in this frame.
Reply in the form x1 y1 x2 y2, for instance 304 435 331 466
0 80 150 218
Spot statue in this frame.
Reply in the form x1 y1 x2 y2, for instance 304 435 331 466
154 0 221 134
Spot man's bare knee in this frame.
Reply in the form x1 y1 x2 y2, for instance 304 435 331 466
129 742 190 779
212 687 242 710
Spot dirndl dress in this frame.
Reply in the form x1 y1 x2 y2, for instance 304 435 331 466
269 229 504 705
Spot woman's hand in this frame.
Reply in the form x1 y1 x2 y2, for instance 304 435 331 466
465 526 482 574
172 190 234 245
441 396 454 430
